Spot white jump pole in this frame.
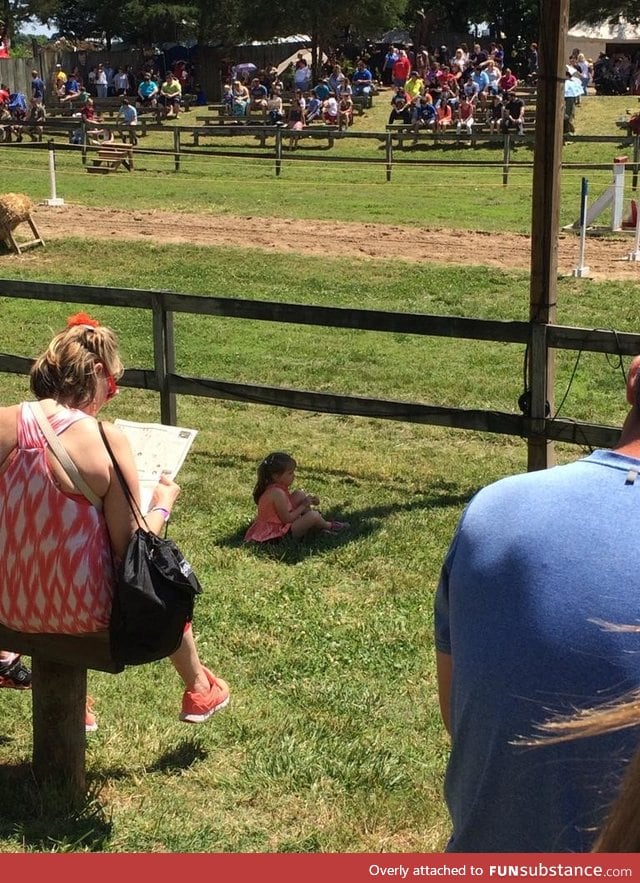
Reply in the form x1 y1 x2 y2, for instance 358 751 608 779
44 145 64 207
572 177 590 277
628 198 640 261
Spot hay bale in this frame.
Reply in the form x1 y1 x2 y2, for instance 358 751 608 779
0 193 33 235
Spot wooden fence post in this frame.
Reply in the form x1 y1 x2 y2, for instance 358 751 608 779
275 126 283 177
633 133 639 191
152 295 177 426
173 127 181 172
31 658 87 807
527 0 569 471
385 132 393 182
502 134 510 186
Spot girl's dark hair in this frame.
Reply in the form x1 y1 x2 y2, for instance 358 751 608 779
253 452 296 503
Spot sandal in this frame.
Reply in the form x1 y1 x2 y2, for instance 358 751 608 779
323 520 350 534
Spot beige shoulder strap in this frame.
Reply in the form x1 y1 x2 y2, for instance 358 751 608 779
30 401 102 511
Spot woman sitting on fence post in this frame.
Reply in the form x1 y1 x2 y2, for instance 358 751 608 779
0 314 230 730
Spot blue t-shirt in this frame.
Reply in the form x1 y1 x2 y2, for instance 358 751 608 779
435 450 640 852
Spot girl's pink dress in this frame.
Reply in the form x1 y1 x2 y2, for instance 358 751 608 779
244 482 293 542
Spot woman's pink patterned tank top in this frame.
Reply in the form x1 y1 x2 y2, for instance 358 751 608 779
0 402 113 633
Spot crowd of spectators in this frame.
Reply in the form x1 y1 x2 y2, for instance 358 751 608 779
589 50 640 95
381 41 528 141
221 53 378 142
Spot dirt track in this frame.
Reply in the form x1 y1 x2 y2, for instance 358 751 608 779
28 203 640 282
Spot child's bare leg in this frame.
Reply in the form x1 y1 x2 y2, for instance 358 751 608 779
290 509 330 538
290 490 307 507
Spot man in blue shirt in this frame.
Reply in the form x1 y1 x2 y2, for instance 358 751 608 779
31 69 44 101
435 355 640 852
352 60 373 96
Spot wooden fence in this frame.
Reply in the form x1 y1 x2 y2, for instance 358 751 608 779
6 128 640 189
0 279 636 461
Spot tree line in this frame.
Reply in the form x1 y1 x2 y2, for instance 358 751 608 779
1 0 637 58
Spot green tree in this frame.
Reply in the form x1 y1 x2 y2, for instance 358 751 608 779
569 1 640 24
238 0 406 78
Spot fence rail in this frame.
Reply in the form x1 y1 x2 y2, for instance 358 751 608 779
3 128 639 186
0 279 633 454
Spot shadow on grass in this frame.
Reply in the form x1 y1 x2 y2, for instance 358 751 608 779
216 481 476 564
0 762 112 851
0 739 208 849
148 737 208 773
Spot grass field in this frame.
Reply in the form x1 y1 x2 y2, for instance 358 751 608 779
0 92 638 854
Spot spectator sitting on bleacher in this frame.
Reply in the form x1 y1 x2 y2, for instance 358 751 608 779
118 96 138 143
249 77 268 111
0 83 8 105
337 78 352 98
232 80 250 120
305 94 322 123
435 93 453 131
267 86 286 125
60 73 81 103
405 71 424 101
338 93 353 130
500 89 524 134
456 93 475 137
313 78 331 101
486 92 503 133
288 94 305 149
498 67 518 95
425 61 441 94
411 92 436 140
0 101 13 142
389 85 412 124
137 72 158 108
323 95 339 125
53 64 67 98
328 64 346 97
160 72 182 118
452 47 468 73
15 97 45 142
483 58 501 94
462 77 480 104
471 64 490 108
352 59 374 96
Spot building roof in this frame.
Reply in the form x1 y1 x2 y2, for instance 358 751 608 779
568 18 640 42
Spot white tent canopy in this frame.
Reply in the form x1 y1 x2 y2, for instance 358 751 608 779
568 17 640 57
569 18 640 42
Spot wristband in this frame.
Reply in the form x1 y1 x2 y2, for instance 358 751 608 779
150 506 170 522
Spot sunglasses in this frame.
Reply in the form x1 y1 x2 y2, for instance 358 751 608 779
106 373 119 401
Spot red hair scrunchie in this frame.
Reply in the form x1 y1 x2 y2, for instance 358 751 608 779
66 312 101 329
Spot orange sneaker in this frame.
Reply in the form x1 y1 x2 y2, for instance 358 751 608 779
179 668 230 723
85 696 98 733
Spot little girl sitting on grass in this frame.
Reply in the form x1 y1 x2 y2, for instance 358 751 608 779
244 452 348 543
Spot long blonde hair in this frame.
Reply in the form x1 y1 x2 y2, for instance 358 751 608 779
526 622 640 852
30 314 123 408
